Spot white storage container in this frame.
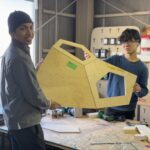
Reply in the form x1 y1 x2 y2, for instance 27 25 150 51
141 35 150 55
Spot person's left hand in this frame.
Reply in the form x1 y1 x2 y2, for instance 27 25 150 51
84 52 91 59
133 83 141 93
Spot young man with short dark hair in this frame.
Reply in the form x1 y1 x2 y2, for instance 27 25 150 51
105 29 148 120
0 11 54 150
84 29 148 121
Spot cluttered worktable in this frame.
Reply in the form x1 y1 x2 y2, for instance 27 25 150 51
41 114 150 150
1 113 150 150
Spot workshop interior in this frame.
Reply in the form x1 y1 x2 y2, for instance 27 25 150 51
1 0 150 150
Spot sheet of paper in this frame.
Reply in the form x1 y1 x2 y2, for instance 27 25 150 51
41 122 80 133
41 116 80 133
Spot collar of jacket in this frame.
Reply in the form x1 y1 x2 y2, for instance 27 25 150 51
11 39 30 55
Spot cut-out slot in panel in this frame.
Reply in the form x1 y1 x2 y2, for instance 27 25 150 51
37 39 137 108
97 73 125 98
60 44 86 61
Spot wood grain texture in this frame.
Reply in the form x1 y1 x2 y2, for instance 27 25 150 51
37 39 137 108
42 115 147 150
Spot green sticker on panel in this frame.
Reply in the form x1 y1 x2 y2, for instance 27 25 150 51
67 61 77 70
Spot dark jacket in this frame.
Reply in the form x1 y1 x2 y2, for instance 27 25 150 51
0 40 48 130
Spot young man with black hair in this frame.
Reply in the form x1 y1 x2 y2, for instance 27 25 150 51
0 11 59 150
105 29 148 121
85 29 148 121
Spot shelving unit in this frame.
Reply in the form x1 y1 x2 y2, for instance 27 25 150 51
90 26 140 56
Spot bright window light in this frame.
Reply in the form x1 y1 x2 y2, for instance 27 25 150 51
0 0 34 107
0 0 35 61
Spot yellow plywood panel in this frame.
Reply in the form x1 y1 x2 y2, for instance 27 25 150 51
37 39 137 108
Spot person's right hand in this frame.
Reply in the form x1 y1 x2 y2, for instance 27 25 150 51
84 52 91 60
133 83 141 93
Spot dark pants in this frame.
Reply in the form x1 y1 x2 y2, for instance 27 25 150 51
8 124 46 150
105 108 135 120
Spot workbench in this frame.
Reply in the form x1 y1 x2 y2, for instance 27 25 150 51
0 115 150 150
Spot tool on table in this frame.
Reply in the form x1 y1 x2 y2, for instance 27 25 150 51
51 108 64 118
97 110 126 122
97 110 114 121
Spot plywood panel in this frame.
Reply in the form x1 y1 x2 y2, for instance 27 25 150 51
37 39 137 108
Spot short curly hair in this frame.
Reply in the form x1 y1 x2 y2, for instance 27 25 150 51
119 28 141 44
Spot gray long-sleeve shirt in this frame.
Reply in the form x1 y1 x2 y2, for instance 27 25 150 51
0 40 49 130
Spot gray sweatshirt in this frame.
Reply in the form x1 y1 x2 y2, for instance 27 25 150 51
0 39 49 130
